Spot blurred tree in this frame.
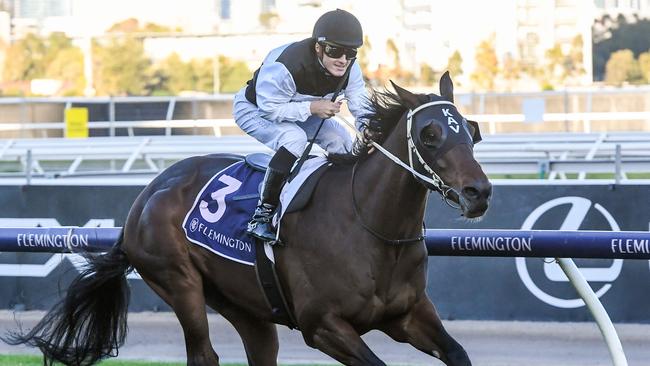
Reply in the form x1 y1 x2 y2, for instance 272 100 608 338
604 49 643 86
366 38 412 86
145 68 170 96
146 54 250 95
544 44 564 84
385 39 416 85
356 35 371 78
386 39 399 70
107 18 140 33
2 32 84 95
470 36 498 90
156 53 194 94
45 47 85 95
3 33 47 82
419 63 437 86
142 22 179 33
44 32 74 64
192 58 213 92
639 50 650 83
93 36 151 95
259 12 279 30
565 35 585 80
501 52 521 90
107 18 180 33
218 56 251 93
592 16 650 80
447 50 463 79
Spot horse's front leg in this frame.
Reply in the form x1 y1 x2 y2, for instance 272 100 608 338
381 297 471 366
302 313 386 366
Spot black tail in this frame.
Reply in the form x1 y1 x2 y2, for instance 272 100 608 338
2 231 132 366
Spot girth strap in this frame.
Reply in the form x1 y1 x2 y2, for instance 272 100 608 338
254 239 298 329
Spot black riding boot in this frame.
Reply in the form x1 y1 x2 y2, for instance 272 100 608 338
247 147 297 242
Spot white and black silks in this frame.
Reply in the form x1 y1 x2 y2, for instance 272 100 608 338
243 38 370 131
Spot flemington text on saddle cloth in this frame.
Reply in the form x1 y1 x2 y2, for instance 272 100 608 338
182 157 328 265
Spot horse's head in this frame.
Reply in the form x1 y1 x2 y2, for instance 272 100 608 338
389 72 491 218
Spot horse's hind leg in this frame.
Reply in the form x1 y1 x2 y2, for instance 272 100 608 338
127 231 219 366
214 303 278 366
303 313 386 366
382 298 471 366
138 265 219 366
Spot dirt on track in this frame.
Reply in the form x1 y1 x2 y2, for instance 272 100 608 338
1 311 649 365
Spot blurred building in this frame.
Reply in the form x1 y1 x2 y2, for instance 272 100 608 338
595 0 650 18
13 0 71 18
505 0 595 86
4 0 650 92
11 0 72 38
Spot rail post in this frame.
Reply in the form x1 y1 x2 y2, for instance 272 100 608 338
556 258 628 366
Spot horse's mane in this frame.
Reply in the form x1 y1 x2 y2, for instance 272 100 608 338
329 88 407 165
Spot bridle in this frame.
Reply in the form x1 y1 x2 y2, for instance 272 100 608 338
347 99 472 244
405 100 462 209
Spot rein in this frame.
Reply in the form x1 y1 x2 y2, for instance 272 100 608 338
350 161 424 245
341 100 461 207
344 100 463 245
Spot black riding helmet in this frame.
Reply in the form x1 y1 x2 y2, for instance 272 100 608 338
312 9 363 48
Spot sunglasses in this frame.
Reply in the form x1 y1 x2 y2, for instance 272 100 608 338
320 42 357 59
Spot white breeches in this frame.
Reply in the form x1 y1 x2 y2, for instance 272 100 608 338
233 90 353 157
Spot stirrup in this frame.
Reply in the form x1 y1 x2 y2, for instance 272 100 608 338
247 221 278 243
247 204 278 243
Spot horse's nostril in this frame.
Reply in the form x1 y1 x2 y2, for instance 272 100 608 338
462 186 480 199
462 182 492 201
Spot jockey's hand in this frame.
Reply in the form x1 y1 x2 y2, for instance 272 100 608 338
310 100 342 119
362 123 383 144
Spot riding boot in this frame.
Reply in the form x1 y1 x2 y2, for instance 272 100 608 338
247 147 297 242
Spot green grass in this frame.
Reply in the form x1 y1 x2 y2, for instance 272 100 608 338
0 355 234 366
0 355 335 366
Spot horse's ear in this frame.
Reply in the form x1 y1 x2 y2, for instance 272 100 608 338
439 71 454 103
466 119 482 144
390 80 421 110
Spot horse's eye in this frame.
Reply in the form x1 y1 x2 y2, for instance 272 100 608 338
420 126 440 148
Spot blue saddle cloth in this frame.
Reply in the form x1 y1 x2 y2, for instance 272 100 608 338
182 161 263 266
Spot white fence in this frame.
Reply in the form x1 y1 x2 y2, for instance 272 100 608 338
1 132 649 185
1 87 650 137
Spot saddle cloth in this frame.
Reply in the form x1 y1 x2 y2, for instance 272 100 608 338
182 155 329 265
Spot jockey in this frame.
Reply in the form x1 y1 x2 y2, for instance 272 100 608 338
234 9 371 242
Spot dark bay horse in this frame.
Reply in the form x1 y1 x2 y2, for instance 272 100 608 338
5 72 491 365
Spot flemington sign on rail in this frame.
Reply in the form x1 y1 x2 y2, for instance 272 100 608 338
1 184 649 322
426 229 650 259
2 227 122 253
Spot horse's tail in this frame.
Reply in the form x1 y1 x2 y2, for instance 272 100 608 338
2 230 132 366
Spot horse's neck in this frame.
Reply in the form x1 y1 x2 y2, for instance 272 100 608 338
355 116 429 237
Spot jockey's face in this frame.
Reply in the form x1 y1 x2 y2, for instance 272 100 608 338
315 42 356 77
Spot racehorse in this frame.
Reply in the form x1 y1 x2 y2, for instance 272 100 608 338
4 72 491 366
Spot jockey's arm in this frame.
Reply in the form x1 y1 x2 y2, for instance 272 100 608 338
255 62 312 123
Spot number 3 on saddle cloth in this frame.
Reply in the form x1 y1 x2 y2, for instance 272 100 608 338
182 153 330 266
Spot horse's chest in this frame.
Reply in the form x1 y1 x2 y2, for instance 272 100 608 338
352 280 420 325
361 259 426 322
351 294 411 328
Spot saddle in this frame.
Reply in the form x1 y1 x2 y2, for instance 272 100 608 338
245 153 330 214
